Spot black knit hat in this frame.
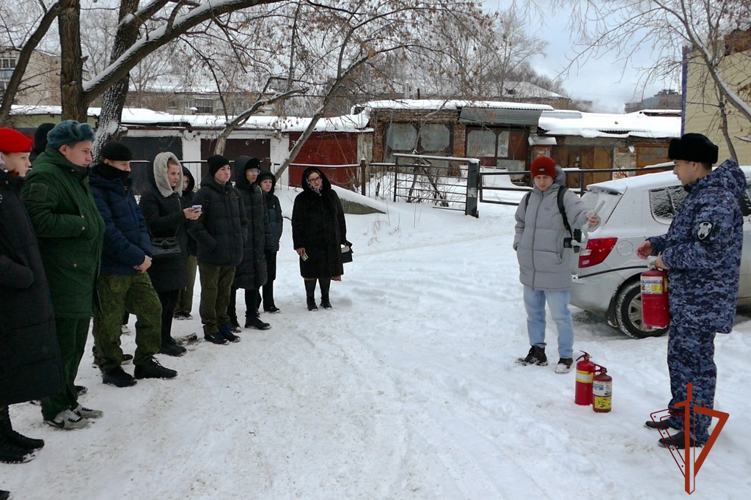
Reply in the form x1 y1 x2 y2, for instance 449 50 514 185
100 141 133 161
256 170 275 184
245 157 261 172
668 133 719 165
207 154 230 176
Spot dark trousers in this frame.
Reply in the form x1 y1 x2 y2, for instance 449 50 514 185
157 290 180 340
666 324 717 444
262 250 277 310
228 286 259 323
175 255 198 316
41 317 90 421
198 263 235 335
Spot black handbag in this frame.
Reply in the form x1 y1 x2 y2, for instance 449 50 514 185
341 244 353 264
151 236 182 258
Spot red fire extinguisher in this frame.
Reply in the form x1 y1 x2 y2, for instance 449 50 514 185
641 267 670 329
592 367 612 413
575 352 596 405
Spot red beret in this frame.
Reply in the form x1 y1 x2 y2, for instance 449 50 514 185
530 156 556 178
0 128 33 154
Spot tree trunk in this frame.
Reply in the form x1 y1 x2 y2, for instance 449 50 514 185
59 1 87 121
93 0 141 158
0 1 71 126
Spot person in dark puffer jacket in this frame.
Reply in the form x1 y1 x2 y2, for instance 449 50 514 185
229 157 271 330
0 128 62 466
292 167 349 311
258 169 283 313
139 153 201 357
637 134 746 450
90 142 177 388
174 166 199 321
187 155 247 344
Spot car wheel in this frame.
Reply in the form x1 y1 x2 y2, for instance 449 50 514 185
614 280 669 339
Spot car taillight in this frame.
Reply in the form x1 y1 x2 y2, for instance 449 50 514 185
578 238 618 268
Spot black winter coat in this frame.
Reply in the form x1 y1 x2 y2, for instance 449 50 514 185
261 171 283 253
182 167 198 257
139 187 189 293
0 170 63 405
233 157 270 289
187 175 247 267
292 167 347 279
90 164 151 275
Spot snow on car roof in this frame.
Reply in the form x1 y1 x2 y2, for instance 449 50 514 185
588 165 751 194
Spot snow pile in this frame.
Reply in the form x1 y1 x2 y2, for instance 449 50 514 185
3 191 750 498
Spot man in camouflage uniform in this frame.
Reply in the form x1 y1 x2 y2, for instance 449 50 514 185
637 133 745 449
89 142 177 387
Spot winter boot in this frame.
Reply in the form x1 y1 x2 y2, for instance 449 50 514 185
44 409 90 430
0 489 10 499
0 406 44 451
75 385 88 396
159 336 187 357
102 366 137 388
305 279 318 311
204 332 229 345
554 358 573 374
244 316 270 330
134 358 178 380
263 282 280 313
516 346 547 366
645 416 681 431
658 431 702 449
219 323 242 342
0 435 36 464
319 278 332 309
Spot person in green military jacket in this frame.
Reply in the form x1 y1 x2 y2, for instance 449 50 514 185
21 120 105 430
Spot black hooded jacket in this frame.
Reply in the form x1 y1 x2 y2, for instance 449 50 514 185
233 156 270 289
291 167 347 279
187 173 247 267
257 170 283 253
181 166 198 256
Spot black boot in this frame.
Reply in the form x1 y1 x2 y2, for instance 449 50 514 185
263 282 280 313
0 435 35 464
305 280 318 311
134 358 178 380
516 346 547 366
658 431 702 449
159 335 187 357
319 278 332 309
0 406 44 451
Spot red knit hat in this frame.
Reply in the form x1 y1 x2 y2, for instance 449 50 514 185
0 127 33 154
530 156 556 177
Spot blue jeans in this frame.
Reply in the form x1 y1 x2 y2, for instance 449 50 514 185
523 286 574 359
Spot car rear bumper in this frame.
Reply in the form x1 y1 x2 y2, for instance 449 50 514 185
570 273 624 314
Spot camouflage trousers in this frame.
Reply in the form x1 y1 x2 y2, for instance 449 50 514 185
666 324 717 444
93 273 162 373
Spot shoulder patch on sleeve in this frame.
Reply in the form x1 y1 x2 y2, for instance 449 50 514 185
697 221 713 240
26 183 49 202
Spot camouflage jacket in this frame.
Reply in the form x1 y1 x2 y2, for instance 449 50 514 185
649 159 746 333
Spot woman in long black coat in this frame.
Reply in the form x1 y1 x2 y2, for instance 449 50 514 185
292 167 348 311
229 156 271 330
138 152 200 356
0 133 63 464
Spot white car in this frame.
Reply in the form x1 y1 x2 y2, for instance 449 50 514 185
570 166 751 338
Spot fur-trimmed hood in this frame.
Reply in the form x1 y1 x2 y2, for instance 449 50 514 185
153 151 183 198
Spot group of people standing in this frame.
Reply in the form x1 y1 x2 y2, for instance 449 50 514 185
0 120 350 489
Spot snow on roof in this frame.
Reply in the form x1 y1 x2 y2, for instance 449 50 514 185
538 110 681 139
10 105 99 117
355 99 554 112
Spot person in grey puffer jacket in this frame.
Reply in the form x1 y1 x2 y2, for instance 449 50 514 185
513 156 599 373
637 133 745 450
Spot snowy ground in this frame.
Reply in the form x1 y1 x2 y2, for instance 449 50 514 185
4 187 750 499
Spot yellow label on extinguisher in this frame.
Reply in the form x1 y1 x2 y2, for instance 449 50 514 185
576 370 593 383
641 276 664 294
593 396 611 411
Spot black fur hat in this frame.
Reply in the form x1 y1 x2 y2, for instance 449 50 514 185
668 133 719 165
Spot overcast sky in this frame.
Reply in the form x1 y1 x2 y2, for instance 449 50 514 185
481 0 678 113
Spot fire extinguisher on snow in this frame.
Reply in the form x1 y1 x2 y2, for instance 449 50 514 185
575 352 596 406
592 367 612 413
641 267 670 329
